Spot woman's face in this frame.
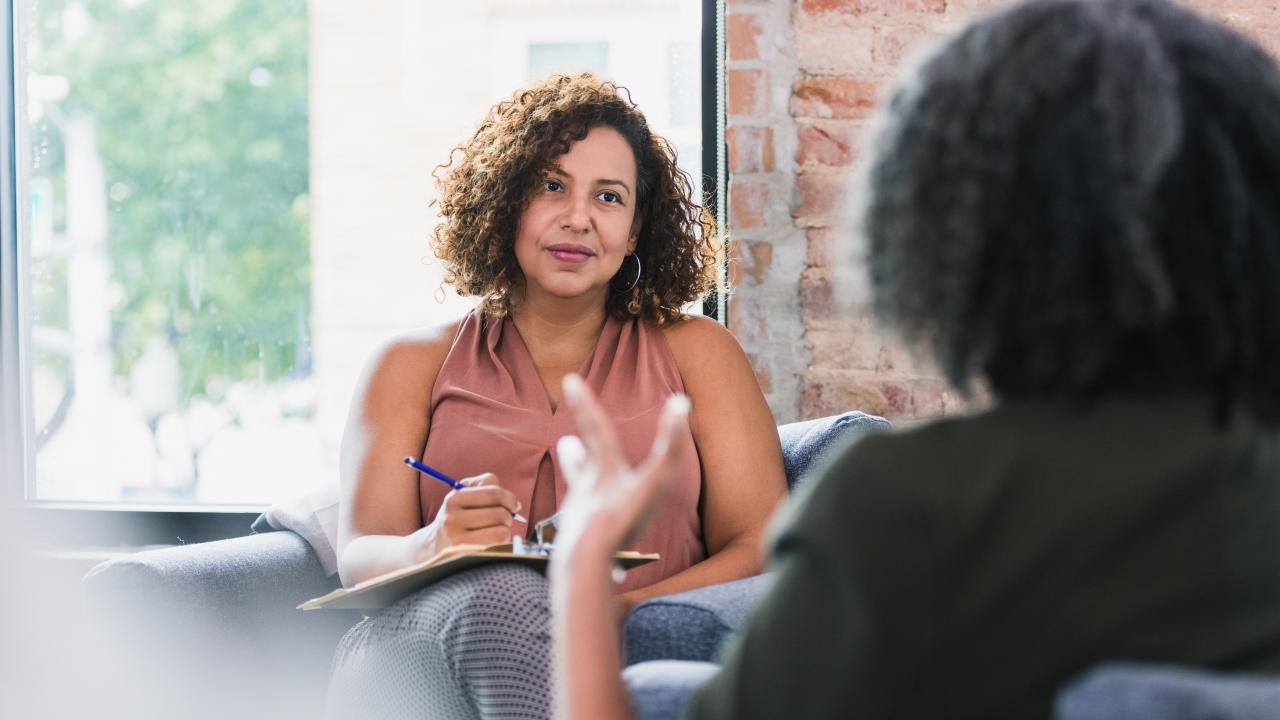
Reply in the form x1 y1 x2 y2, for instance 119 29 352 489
513 124 640 305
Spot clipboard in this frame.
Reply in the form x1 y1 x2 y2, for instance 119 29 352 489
299 540 659 611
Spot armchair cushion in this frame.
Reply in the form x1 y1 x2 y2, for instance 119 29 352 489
624 573 774 665
1054 662 1280 720
84 528 338 618
777 410 890 492
624 660 720 720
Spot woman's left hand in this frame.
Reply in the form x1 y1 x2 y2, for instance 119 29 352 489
552 374 693 565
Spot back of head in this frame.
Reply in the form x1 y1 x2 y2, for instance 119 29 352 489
862 0 1280 423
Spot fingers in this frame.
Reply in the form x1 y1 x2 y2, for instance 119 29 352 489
455 526 512 547
558 382 694 501
460 506 514 531
449 476 521 514
440 503 514 546
459 472 498 488
562 374 626 479
556 435 591 490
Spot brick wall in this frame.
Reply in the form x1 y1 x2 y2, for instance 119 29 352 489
724 0 808 421
726 0 1280 423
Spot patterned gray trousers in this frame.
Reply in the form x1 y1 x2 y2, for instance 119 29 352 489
327 563 552 720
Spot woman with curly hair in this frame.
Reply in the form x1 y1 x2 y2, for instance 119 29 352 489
551 0 1280 718
327 74 786 718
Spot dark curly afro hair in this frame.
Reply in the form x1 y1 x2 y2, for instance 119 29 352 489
860 0 1280 424
430 73 720 325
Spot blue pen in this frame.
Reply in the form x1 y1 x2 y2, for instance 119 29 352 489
403 456 528 524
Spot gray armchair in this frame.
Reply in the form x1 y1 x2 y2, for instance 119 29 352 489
1053 663 1280 720
619 661 1280 720
82 411 889 719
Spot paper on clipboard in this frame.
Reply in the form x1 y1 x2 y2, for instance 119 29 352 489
299 542 659 611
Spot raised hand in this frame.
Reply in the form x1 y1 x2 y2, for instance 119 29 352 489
552 373 692 562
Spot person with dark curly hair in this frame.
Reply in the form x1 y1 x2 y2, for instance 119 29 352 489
327 74 786 719
550 1 1280 718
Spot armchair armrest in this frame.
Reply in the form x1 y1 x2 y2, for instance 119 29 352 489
624 573 773 665
624 660 720 720
82 530 360 718
779 411 890 492
83 529 339 622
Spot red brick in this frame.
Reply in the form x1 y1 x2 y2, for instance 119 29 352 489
807 228 835 268
884 337 943 376
873 23 946 70
803 369 969 419
727 238 772 286
728 241 745 286
1190 0 1271 14
879 379 913 416
800 0 945 14
793 173 845 227
727 126 775 174
795 22 875 76
946 0 1017 20
728 297 767 343
800 0 852 10
800 268 837 322
804 275 871 331
747 241 773 285
801 371 910 419
728 13 764 61
909 377 956 418
807 324 883 372
792 76 881 119
796 121 861 167
730 181 769 231
893 0 947 12
728 69 770 116
796 373 838 417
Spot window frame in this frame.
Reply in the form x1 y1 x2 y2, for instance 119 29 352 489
1 0 727 547
702 0 727 325
2 0 26 508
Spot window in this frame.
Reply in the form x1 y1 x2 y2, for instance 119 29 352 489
528 42 609 80
2 0 723 539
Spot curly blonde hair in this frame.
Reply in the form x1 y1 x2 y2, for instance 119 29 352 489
430 73 721 324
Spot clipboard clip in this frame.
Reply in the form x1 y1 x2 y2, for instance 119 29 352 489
533 511 560 546
512 511 561 556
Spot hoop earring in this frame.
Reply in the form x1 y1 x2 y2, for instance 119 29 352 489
617 254 642 293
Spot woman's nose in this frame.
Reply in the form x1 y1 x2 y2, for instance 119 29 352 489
560 194 591 233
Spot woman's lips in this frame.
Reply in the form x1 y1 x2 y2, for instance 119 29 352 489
547 247 594 263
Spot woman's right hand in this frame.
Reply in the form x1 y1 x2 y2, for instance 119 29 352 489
407 474 523 563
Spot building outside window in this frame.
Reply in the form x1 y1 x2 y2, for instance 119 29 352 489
14 0 706 508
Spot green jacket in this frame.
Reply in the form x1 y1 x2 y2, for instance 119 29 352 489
692 394 1280 719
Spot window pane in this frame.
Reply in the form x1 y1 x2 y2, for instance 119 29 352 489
18 0 703 506
528 42 609 80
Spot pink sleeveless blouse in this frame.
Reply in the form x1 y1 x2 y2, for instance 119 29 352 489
421 309 706 593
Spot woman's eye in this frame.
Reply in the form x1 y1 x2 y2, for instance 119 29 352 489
599 191 621 204
544 180 563 192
